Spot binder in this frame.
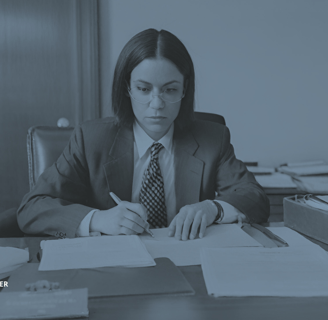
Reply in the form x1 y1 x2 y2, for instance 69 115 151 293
284 196 328 245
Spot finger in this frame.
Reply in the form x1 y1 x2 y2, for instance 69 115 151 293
123 202 148 220
189 210 203 240
181 212 195 241
168 216 176 237
120 218 144 234
123 210 147 229
119 226 138 235
199 214 207 238
175 209 187 240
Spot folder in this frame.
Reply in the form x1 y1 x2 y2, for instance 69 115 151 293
4 258 194 298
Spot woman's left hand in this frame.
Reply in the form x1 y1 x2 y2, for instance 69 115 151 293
168 200 217 240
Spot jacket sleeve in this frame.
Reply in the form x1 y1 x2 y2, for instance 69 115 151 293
214 126 270 224
17 125 95 238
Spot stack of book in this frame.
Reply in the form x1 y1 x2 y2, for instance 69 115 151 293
277 160 328 194
245 163 296 189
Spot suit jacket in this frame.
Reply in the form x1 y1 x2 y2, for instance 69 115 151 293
17 117 270 238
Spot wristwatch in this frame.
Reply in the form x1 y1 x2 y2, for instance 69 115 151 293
211 201 224 222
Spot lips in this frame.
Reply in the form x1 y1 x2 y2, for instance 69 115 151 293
148 116 166 119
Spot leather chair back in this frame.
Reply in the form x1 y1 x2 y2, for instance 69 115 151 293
27 126 74 190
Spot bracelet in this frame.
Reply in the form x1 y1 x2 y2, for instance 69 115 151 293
211 201 224 223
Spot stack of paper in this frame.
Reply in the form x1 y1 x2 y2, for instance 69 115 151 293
0 247 29 279
140 224 261 266
281 160 325 168
201 245 328 297
39 235 155 271
266 226 322 248
255 172 296 188
278 164 328 176
291 176 328 193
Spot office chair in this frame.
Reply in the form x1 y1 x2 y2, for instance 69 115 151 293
27 126 74 190
0 112 225 237
0 125 74 237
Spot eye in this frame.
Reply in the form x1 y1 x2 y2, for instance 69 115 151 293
137 86 151 93
164 88 177 93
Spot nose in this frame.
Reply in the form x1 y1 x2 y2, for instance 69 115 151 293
149 94 165 109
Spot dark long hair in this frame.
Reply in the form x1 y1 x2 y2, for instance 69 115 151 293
112 29 195 130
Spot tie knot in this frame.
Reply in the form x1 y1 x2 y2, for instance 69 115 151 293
150 142 164 159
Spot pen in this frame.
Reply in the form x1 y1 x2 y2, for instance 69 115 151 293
109 192 154 238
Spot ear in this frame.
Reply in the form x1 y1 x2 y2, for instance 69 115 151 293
125 79 131 97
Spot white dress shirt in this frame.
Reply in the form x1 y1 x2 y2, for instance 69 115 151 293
76 122 242 236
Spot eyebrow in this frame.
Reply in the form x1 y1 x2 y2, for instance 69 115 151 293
132 80 181 86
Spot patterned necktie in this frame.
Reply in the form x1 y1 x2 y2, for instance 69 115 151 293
139 142 167 228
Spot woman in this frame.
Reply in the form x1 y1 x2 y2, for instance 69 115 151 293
17 29 269 240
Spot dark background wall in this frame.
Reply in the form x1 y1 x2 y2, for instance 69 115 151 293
0 0 99 212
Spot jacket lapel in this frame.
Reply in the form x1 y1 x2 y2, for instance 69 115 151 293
103 125 134 206
174 127 204 213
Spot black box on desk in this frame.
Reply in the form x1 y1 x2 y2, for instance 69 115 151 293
284 196 328 245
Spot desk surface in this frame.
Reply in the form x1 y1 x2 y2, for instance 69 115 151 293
2 236 328 320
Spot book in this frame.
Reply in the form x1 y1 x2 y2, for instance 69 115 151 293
0 247 29 280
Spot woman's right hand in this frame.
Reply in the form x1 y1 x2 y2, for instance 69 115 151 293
90 202 148 235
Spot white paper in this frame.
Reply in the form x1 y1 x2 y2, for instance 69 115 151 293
278 164 328 176
0 247 29 279
255 172 296 188
267 226 321 248
317 195 328 203
201 245 328 297
286 160 326 167
304 198 328 211
140 224 262 266
39 235 155 271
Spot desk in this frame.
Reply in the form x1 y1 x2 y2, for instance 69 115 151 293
2 235 328 320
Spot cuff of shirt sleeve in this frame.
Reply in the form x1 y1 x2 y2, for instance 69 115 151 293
76 209 98 237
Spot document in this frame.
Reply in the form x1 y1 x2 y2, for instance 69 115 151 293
140 224 261 266
291 176 328 193
278 164 328 176
39 235 155 271
255 172 296 188
0 288 88 320
266 226 321 248
0 247 29 279
201 245 328 297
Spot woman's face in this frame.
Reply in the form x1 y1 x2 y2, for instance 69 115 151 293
129 58 184 141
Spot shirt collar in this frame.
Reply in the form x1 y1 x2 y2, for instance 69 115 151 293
133 121 174 159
